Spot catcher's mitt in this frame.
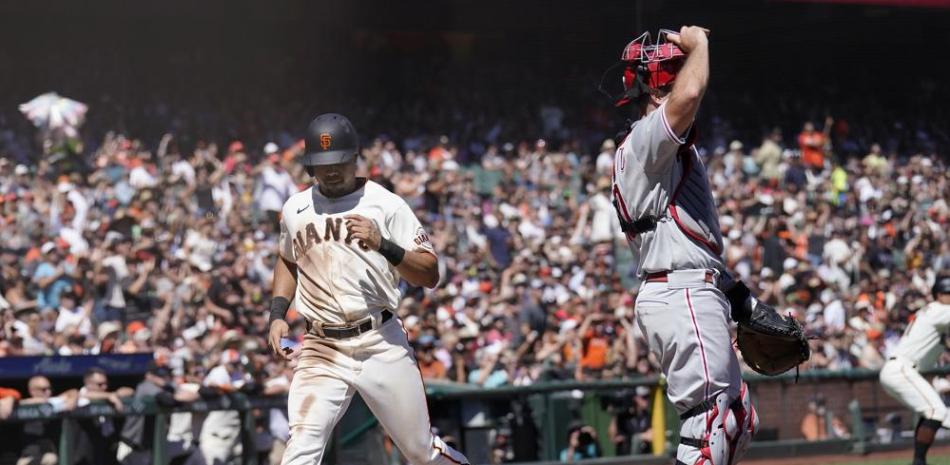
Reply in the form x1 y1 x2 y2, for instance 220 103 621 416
728 282 810 376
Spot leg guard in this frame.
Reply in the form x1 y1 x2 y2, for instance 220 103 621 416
728 382 758 464
677 383 758 465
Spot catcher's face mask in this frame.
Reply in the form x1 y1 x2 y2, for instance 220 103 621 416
599 29 687 108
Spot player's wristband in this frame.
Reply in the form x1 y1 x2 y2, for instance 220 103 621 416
269 296 291 324
377 238 405 266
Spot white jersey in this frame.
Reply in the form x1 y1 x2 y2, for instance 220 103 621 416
612 102 727 278
278 179 434 324
893 301 950 370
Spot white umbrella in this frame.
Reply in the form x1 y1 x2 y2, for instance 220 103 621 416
19 92 88 131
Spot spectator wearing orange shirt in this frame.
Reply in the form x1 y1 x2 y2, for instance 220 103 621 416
416 336 447 380
576 313 610 380
800 397 829 441
0 386 20 420
797 117 833 172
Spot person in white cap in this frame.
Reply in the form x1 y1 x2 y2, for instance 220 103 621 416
596 139 617 175
254 142 297 231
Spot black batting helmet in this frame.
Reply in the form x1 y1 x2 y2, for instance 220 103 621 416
301 113 359 166
934 274 950 299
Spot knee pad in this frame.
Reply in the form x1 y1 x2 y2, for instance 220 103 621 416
728 382 758 465
677 384 757 465
432 435 470 465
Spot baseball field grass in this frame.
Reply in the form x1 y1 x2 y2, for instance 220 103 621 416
830 456 950 465
744 445 950 465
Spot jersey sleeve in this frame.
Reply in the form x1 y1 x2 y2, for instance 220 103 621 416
387 203 436 256
621 102 687 175
278 212 296 263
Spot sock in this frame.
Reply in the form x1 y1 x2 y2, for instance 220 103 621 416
913 419 941 465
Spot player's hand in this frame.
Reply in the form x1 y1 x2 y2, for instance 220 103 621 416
344 215 382 250
268 319 291 360
666 25 709 54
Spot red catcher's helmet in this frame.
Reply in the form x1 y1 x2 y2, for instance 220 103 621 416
614 29 686 107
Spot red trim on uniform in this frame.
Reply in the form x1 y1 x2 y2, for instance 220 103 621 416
686 289 712 404
612 184 637 241
660 104 687 144
612 185 634 223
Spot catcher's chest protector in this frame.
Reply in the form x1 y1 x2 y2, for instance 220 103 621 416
668 143 723 255
612 127 723 256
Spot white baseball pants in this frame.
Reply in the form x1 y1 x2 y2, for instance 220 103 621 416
880 357 950 428
281 318 469 465
635 270 749 464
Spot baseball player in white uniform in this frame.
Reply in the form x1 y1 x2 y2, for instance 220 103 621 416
605 27 762 465
880 274 950 465
267 113 470 465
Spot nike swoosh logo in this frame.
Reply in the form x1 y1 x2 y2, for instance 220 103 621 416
297 205 310 214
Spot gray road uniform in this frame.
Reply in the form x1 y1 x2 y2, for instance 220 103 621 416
612 103 756 465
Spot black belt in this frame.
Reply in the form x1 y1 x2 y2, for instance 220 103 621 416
888 356 917 368
307 310 394 340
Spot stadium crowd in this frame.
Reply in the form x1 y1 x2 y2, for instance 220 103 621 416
1 113 946 379
0 106 946 462
0 47 946 465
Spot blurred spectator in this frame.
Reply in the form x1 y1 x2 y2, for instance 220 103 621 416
800 395 850 441
19 376 79 465
254 143 296 231
800 397 829 441
263 365 293 465
724 140 744 179
117 361 190 465
861 143 887 176
468 345 510 388
199 349 247 465
559 424 601 462
754 128 783 184
608 387 653 456
31 241 74 313
54 290 92 341
12 305 47 355
72 367 132 465
0 387 19 420
594 139 615 176
416 336 448 380
797 117 833 172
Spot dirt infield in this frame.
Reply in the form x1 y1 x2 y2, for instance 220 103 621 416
743 444 950 465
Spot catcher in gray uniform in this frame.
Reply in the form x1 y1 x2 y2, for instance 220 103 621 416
600 26 810 465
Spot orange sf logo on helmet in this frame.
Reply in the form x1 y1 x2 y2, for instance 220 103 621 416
319 133 332 150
